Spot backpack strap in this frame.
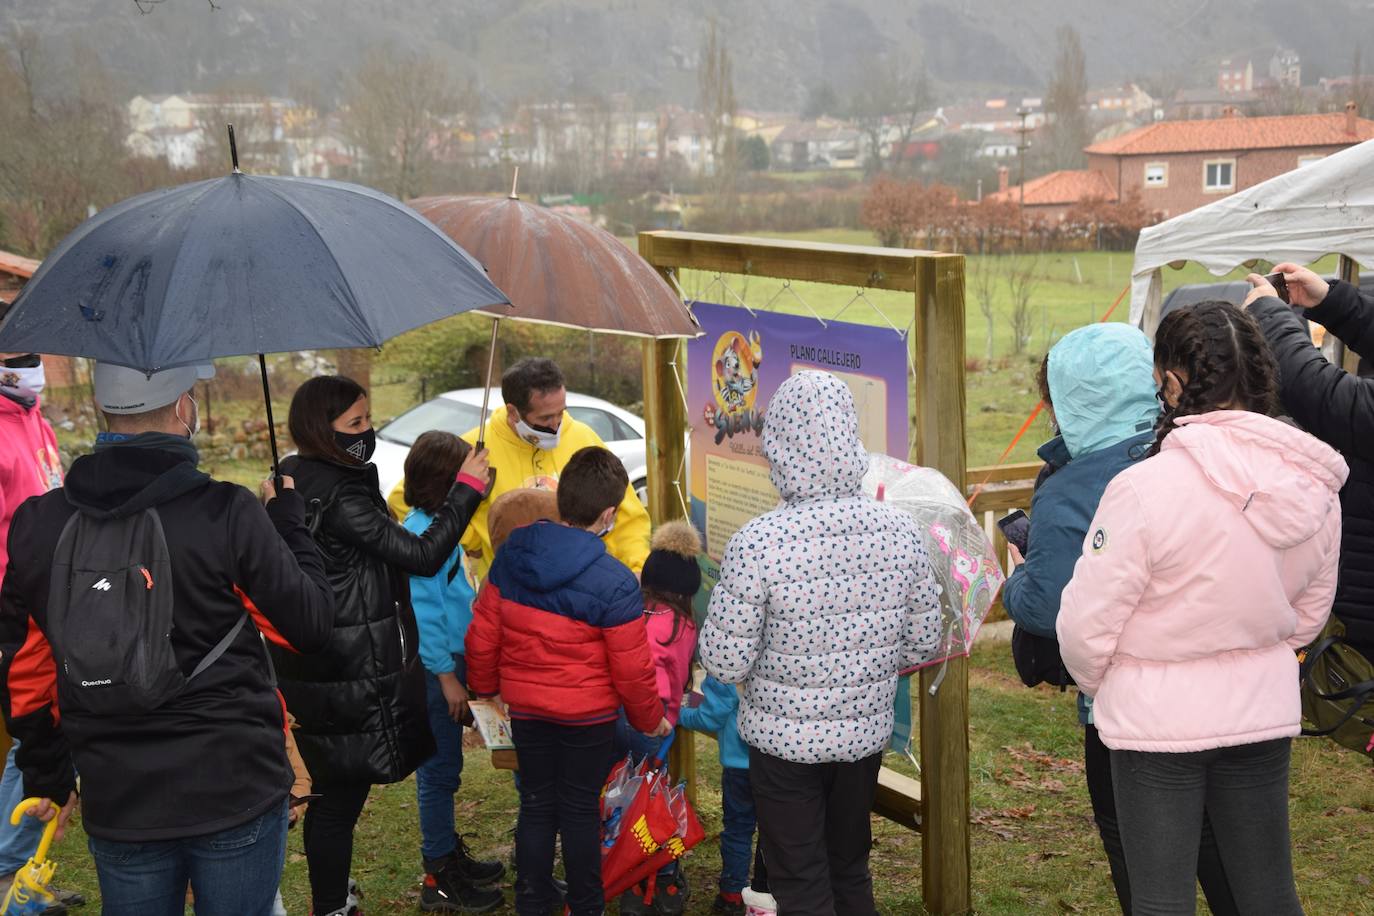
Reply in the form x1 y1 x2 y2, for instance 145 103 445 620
1299 634 1374 737
188 613 250 680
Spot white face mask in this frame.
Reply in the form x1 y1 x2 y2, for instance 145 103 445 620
595 519 616 539
176 394 200 439
514 414 561 451
0 359 44 402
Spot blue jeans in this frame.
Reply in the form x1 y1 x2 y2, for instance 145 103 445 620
1111 738 1299 916
0 742 44 875
417 654 466 862
511 719 616 916
87 799 289 916
720 766 757 894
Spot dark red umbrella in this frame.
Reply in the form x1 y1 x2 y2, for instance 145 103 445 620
409 183 697 442
408 192 697 338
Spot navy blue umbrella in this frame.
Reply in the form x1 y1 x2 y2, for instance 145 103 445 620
0 128 510 473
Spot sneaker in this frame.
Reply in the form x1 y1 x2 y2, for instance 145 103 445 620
653 871 689 916
617 885 653 916
450 834 505 887
712 891 744 915
0 873 73 913
741 887 778 915
420 857 504 913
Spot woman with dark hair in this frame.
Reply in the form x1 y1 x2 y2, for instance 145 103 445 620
275 377 498 916
1058 302 1346 914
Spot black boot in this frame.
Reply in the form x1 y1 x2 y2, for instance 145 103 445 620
420 855 504 913
450 833 506 887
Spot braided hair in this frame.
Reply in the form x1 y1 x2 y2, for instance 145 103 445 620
1150 300 1279 456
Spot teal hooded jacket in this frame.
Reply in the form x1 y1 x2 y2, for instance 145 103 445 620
1002 323 1160 639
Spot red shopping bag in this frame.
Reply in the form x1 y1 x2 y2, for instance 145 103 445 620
601 767 680 898
641 782 706 876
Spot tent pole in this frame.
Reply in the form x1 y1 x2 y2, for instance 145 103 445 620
1338 256 1361 373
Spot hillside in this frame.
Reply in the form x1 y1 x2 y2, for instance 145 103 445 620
2 0 1369 109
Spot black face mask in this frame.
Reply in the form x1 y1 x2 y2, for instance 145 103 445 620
1 354 40 369
334 428 376 464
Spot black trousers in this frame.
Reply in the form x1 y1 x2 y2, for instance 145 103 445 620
302 778 372 915
511 718 616 916
749 746 882 916
1084 724 1239 915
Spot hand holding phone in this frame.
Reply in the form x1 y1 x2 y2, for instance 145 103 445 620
998 510 1030 555
1263 272 1290 304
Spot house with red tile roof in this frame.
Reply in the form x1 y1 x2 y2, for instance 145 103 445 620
993 105 1374 221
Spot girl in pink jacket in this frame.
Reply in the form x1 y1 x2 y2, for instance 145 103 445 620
1057 301 1345 915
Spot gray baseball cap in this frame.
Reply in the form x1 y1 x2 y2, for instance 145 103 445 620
93 362 216 415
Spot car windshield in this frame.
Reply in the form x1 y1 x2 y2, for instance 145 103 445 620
377 398 482 447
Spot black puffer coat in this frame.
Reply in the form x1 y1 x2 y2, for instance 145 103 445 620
274 454 481 784
1251 282 1374 655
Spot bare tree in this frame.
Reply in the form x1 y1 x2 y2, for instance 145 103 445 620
970 260 1000 361
697 19 736 186
1004 255 1040 355
848 59 931 174
341 46 457 200
1045 26 1089 169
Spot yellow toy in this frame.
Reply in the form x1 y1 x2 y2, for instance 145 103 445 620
1 799 61 915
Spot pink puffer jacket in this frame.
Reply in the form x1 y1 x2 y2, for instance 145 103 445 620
1057 410 1346 753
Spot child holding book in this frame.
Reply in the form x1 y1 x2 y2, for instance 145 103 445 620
466 446 670 916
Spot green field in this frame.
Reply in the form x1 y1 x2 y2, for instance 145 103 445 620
38 641 1374 914
676 231 1328 468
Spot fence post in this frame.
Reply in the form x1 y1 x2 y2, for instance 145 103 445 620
638 242 696 804
914 253 972 914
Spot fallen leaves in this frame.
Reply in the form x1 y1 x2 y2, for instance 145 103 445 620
972 804 1038 840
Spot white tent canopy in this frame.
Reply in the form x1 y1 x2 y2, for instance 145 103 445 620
1130 138 1374 331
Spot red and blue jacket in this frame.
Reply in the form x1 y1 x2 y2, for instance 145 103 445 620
466 520 663 732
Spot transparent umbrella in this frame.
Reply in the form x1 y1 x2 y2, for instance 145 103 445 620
863 453 1004 684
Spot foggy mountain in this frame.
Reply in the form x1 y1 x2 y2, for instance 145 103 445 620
3 0 1370 110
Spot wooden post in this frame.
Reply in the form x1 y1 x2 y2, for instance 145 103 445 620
639 237 696 802
914 253 972 915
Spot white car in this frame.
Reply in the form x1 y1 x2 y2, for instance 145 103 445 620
373 388 650 504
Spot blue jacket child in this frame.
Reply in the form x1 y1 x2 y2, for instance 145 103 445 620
679 675 766 906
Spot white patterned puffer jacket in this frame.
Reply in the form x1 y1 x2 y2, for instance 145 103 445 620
700 370 942 764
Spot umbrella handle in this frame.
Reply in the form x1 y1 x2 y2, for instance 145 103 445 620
257 354 284 491
10 798 61 864
652 730 676 767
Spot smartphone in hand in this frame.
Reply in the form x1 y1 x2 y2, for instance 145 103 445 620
998 510 1031 555
1264 272 1290 304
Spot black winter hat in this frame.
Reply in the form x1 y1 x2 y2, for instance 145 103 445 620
640 520 703 597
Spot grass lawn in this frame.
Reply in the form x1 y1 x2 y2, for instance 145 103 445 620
40 641 1374 914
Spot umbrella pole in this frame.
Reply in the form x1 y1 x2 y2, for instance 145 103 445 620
475 317 501 450
258 353 283 487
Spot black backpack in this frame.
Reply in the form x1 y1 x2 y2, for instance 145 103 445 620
46 506 247 715
1011 625 1075 690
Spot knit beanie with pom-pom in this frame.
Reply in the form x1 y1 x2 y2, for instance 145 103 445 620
640 520 703 597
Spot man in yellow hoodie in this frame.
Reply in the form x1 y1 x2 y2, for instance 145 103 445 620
388 357 650 578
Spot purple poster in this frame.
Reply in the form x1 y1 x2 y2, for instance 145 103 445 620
687 302 910 566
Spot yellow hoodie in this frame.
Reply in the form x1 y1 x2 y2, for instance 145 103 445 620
386 405 650 579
